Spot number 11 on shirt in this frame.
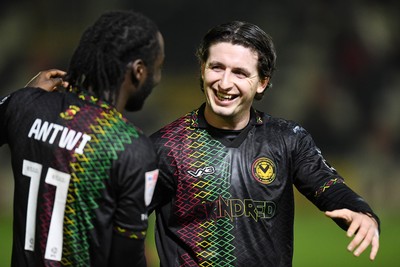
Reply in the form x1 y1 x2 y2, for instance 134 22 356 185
22 159 71 261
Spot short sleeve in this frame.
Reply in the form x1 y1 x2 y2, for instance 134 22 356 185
111 134 158 237
148 130 177 212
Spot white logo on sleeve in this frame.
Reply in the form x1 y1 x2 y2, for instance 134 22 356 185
144 169 159 206
0 95 10 106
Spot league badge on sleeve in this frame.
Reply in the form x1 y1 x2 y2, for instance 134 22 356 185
144 169 159 206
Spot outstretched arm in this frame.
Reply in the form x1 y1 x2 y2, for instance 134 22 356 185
325 208 379 261
25 69 68 91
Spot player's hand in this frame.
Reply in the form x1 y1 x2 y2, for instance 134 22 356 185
325 208 379 261
25 69 68 91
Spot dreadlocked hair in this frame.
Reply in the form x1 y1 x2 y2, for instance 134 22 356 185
66 10 160 105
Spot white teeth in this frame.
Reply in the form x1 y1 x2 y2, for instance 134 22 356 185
217 91 234 100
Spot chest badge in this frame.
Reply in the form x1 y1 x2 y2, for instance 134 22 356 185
252 157 276 184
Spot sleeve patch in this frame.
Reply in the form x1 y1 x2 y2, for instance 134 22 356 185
145 169 159 206
314 177 345 197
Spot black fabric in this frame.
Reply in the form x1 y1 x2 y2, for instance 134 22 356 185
109 233 147 267
0 87 158 266
150 104 380 267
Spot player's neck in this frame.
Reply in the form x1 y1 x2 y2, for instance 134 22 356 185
204 106 250 130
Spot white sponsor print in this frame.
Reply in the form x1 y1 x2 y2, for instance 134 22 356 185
188 166 215 178
292 125 306 134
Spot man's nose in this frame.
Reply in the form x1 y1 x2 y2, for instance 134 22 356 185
219 71 233 90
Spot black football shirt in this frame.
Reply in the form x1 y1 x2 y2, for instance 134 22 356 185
150 104 378 267
0 87 158 266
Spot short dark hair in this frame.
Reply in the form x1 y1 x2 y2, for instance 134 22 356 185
67 10 160 104
196 21 277 100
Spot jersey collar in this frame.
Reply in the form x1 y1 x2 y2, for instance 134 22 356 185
191 103 264 129
69 87 116 111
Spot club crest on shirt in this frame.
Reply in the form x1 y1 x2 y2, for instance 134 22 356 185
60 105 80 120
251 157 276 184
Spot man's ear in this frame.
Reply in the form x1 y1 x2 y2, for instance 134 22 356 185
130 59 147 85
200 63 206 78
257 77 270 94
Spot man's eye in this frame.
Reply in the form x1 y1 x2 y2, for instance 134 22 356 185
234 71 247 79
211 66 222 71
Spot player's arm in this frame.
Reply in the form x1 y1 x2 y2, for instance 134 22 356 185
313 182 380 260
325 209 379 260
148 131 177 213
25 69 68 91
110 135 158 266
292 124 380 260
311 171 381 260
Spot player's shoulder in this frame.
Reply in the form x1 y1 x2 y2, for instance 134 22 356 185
261 112 308 137
119 129 157 164
150 110 192 141
130 128 155 149
1 87 60 116
120 120 154 149
6 87 42 101
8 87 66 105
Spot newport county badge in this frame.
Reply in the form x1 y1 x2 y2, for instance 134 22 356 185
60 105 80 120
252 157 276 184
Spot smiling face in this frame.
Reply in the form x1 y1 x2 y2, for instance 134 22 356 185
202 42 268 130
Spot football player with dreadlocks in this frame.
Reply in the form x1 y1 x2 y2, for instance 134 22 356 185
0 10 163 266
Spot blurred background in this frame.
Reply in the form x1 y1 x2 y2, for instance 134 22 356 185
0 0 399 266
